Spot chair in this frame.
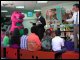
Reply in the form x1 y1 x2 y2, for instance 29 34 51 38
20 49 35 59
6 47 18 59
62 51 79 59
34 51 55 59
1 47 4 58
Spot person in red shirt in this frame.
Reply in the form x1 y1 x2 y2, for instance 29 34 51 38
27 26 41 51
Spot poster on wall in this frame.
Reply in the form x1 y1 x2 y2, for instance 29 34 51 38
27 11 33 17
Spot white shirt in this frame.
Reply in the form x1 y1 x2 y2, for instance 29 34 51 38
38 16 41 19
66 11 79 24
20 35 28 49
36 16 42 25
70 34 74 42
52 36 64 51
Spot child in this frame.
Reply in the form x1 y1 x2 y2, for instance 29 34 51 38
10 28 20 48
52 30 66 59
1 29 6 46
41 29 52 51
2 32 10 47
27 26 41 51
20 28 28 49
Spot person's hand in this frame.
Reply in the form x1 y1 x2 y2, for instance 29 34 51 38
36 21 42 25
62 20 67 23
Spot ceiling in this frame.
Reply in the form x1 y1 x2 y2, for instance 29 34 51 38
1 1 78 16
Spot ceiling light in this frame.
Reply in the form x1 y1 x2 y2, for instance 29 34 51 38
16 6 24 8
6 15 11 17
1 10 8 12
34 10 42 12
37 1 48 3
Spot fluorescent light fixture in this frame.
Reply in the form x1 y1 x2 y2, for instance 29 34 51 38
6 15 11 17
1 10 8 12
16 6 24 8
37 1 48 3
34 10 42 12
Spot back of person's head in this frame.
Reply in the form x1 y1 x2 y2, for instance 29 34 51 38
24 28 28 35
10 32 13 37
45 29 52 36
51 31 55 38
12 28 20 45
1 29 6 32
55 30 61 36
31 26 38 35
13 28 20 36
6 32 9 36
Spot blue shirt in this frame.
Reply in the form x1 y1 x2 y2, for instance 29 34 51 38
20 35 28 49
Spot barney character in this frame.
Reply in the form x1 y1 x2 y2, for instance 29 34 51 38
10 11 25 35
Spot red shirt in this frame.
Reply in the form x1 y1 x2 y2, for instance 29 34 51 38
27 33 41 51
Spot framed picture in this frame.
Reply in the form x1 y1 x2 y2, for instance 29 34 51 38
27 11 33 17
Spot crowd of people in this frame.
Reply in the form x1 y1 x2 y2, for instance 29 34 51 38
1 25 66 52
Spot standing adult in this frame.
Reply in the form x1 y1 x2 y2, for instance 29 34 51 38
66 4 79 50
30 12 46 40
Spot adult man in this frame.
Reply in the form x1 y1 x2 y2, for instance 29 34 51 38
30 12 46 40
66 4 79 50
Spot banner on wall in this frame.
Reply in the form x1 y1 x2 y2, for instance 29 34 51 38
27 11 33 17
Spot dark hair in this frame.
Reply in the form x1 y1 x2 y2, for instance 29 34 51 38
73 4 79 8
36 12 41 15
55 30 61 36
13 28 20 36
11 28 20 46
31 26 38 35
45 29 52 36
2 29 6 32
10 32 12 35
50 8 56 11
24 28 28 35
6 32 9 36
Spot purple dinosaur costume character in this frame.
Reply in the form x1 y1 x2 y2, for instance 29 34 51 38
10 11 24 32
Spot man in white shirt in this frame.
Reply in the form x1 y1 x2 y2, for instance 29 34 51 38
52 30 66 59
66 4 79 50
52 31 65 52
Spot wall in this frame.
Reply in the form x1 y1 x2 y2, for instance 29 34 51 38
22 12 36 34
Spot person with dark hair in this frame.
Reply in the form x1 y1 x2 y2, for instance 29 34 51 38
41 29 52 51
52 31 66 59
2 32 10 47
20 28 28 49
27 26 41 51
66 3 79 50
31 26 38 35
10 28 20 48
1 29 6 46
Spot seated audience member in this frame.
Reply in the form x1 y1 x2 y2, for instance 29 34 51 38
41 29 52 51
27 26 41 51
10 28 20 48
20 28 28 49
2 32 10 47
9 32 13 46
70 32 74 42
1 29 6 43
52 30 66 59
